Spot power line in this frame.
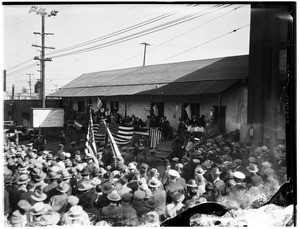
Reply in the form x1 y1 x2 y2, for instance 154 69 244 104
108 4 240 69
49 4 225 59
47 4 199 56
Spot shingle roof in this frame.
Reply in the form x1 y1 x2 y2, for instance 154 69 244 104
49 55 248 97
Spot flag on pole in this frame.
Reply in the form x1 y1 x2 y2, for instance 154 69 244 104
93 120 106 145
97 97 103 109
86 110 99 165
185 104 192 120
103 120 122 160
150 127 162 148
108 123 134 145
153 103 159 117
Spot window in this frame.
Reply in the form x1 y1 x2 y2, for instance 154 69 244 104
182 103 200 121
77 101 86 113
151 102 164 117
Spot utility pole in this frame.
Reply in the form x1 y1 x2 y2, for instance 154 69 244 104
29 6 58 108
26 73 34 98
4 70 6 91
11 84 15 121
141 42 150 66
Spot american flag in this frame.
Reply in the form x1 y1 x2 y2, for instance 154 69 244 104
185 104 192 120
108 123 134 145
93 120 106 145
153 103 159 117
150 127 162 148
86 111 99 165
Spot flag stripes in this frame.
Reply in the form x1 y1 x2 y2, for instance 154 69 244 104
86 112 98 165
93 121 106 145
108 123 134 145
150 127 162 148
185 104 192 120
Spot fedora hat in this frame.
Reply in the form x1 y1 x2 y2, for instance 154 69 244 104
48 171 60 180
145 197 159 209
248 157 256 164
78 181 94 191
107 190 121 202
46 154 54 160
148 177 160 188
223 161 236 169
34 171 47 182
121 193 133 202
17 174 30 184
195 166 206 175
56 181 70 193
211 167 222 175
186 179 198 188
61 170 72 180
246 163 259 173
69 205 83 219
68 195 79 206
101 182 113 194
134 190 146 200
30 202 49 216
17 200 32 211
31 189 47 202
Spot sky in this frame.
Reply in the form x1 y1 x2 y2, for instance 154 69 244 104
3 3 251 96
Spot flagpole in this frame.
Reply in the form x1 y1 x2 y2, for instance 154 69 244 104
102 120 122 160
86 106 99 166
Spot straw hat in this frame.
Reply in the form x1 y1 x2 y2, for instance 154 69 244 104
186 179 198 188
56 181 70 193
17 200 31 211
17 174 30 185
233 171 245 180
68 196 79 206
77 181 94 191
148 177 160 188
246 163 259 173
195 166 206 175
168 169 180 177
69 205 83 219
31 189 47 202
30 202 47 215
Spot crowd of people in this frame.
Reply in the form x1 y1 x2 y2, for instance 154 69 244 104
3 112 288 226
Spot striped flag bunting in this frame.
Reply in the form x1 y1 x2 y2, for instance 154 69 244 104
108 123 134 145
86 112 99 165
93 120 106 145
185 104 192 120
150 127 162 148
153 103 159 117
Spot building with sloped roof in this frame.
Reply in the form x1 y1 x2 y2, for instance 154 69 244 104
49 55 249 134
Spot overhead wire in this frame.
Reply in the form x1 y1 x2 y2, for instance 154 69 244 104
109 4 241 69
49 4 226 59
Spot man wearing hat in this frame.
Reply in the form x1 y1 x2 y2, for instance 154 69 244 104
132 190 148 217
101 190 122 223
75 167 91 194
124 147 135 165
165 170 186 204
43 171 60 195
77 180 99 217
9 200 32 227
211 167 225 193
148 177 166 216
161 159 171 185
49 181 69 213
95 181 113 209
61 169 73 195
19 180 36 205
117 193 139 226
246 163 263 187
10 174 30 212
147 149 157 168
32 170 48 191
86 154 98 179
165 191 185 219
61 205 90 225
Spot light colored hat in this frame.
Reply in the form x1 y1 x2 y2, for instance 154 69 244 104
56 181 70 193
69 205 83 218
186 179 198 188
128 163 136 170
195 166 206 175
31 189 47 202
31 202 47 215
233 171 245 180
169 169 180 177
17 174 30 184
134 190 146 200
68 196 79 206
246 163 259 173
148 177 160 188
10 211 24 224
78 181 94 191
107 190 121 202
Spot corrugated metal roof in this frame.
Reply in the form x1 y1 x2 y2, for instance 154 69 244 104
49 55 248 97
